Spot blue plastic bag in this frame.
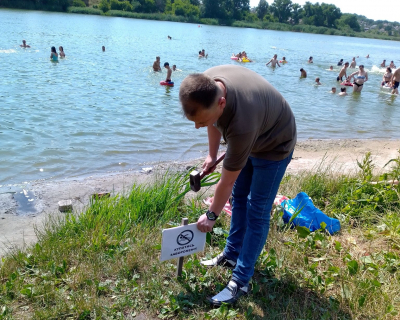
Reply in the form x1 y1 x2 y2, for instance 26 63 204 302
281 192 341 234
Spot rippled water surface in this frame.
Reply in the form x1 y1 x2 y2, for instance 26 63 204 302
1 9 400 185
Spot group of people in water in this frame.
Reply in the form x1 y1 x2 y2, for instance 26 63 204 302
152 56 179 83
24 36 397 95
20 39 103 61
261 52 399 95
198 49 208 58
231 51 252 62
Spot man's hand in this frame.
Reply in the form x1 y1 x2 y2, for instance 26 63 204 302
202 155 217 173
197 213 216 232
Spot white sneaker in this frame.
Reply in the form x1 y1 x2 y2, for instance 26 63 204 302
201 252 236 269
207 280 249 306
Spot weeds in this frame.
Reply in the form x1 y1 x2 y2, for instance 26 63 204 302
1 152 400 319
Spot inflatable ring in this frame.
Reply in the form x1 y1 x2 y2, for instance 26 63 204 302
160 81 174 86
241 59 250 62
341 81 353 86
231 56 238 60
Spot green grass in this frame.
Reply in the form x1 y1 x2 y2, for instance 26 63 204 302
0 152 399 319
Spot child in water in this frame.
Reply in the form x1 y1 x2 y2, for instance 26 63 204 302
164 62 172 83
59 46 65 58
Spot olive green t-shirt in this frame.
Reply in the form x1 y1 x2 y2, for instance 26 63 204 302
204 65 297 171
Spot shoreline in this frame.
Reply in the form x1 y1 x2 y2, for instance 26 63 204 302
1 138 399 256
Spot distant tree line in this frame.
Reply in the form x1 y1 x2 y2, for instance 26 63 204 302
2 0 398 36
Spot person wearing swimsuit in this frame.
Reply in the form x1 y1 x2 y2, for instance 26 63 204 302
59 46 65 58
50 46 58 62
382 67 392 87
348 65 368 93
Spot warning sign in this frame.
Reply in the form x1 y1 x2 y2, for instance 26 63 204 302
160 223 206 262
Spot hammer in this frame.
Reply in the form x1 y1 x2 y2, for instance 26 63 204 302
190 153 226 192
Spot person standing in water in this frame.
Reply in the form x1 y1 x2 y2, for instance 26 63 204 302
337 62 349 81
308 56 313 63
153 56 161 71
164 62 172 83
50 46 58 62
382 67 392 87
102 46 105 52
20 40 30 48
390 68 400 95
59 46 65 58
300 68 307 78
350 57 356 68
348 65 368 93
266 54 280 67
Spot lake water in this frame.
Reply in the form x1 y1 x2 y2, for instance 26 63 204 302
1 9 399 186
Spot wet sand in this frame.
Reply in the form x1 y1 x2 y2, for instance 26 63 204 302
1 139 399 257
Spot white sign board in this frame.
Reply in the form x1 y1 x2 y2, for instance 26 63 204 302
160 223 206 262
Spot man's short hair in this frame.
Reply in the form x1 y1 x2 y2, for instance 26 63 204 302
345 62 349 65
179 74 219 116
164 62 169 67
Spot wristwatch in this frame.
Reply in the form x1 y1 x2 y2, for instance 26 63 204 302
206 210 219 221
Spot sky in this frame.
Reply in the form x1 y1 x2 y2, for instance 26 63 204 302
249 0 400 23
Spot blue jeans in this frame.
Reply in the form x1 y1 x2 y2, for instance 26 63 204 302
223 152 293 286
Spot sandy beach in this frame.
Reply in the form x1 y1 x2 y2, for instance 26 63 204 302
1 139 399 257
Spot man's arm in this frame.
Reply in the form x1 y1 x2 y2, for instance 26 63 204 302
197 167 241 232
202 125 222 172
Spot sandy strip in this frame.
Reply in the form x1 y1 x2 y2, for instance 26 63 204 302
0 139 399 256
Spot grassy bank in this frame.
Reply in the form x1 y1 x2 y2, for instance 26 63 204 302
1 152 400 319
66 6 400 42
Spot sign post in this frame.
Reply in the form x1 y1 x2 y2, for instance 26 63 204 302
176 218 188 277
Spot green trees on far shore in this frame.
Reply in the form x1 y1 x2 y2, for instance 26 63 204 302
1 0 399 40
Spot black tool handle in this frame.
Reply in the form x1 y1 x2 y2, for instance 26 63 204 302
200 153 226 179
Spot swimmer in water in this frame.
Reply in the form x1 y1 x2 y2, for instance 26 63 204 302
164 62 172 83
153 56 161 71
381 60 386 67
315 77 321 85
102 46 105 52
281 57 287 64
172 64 176 71
20 40 30 48
308 56 313 63
366 54 370 58
330 87 336 93
300 68 307 78
50 46 58 62
350 57 356 68
382 67 392 87
329 66 333 70
59 46 65 58
168 35 172 40
390 68 400 95
337 59 343 66
337 62 349 81
198 50 203 58
338 87 347 96
390 61 396 69
266 54 280 67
